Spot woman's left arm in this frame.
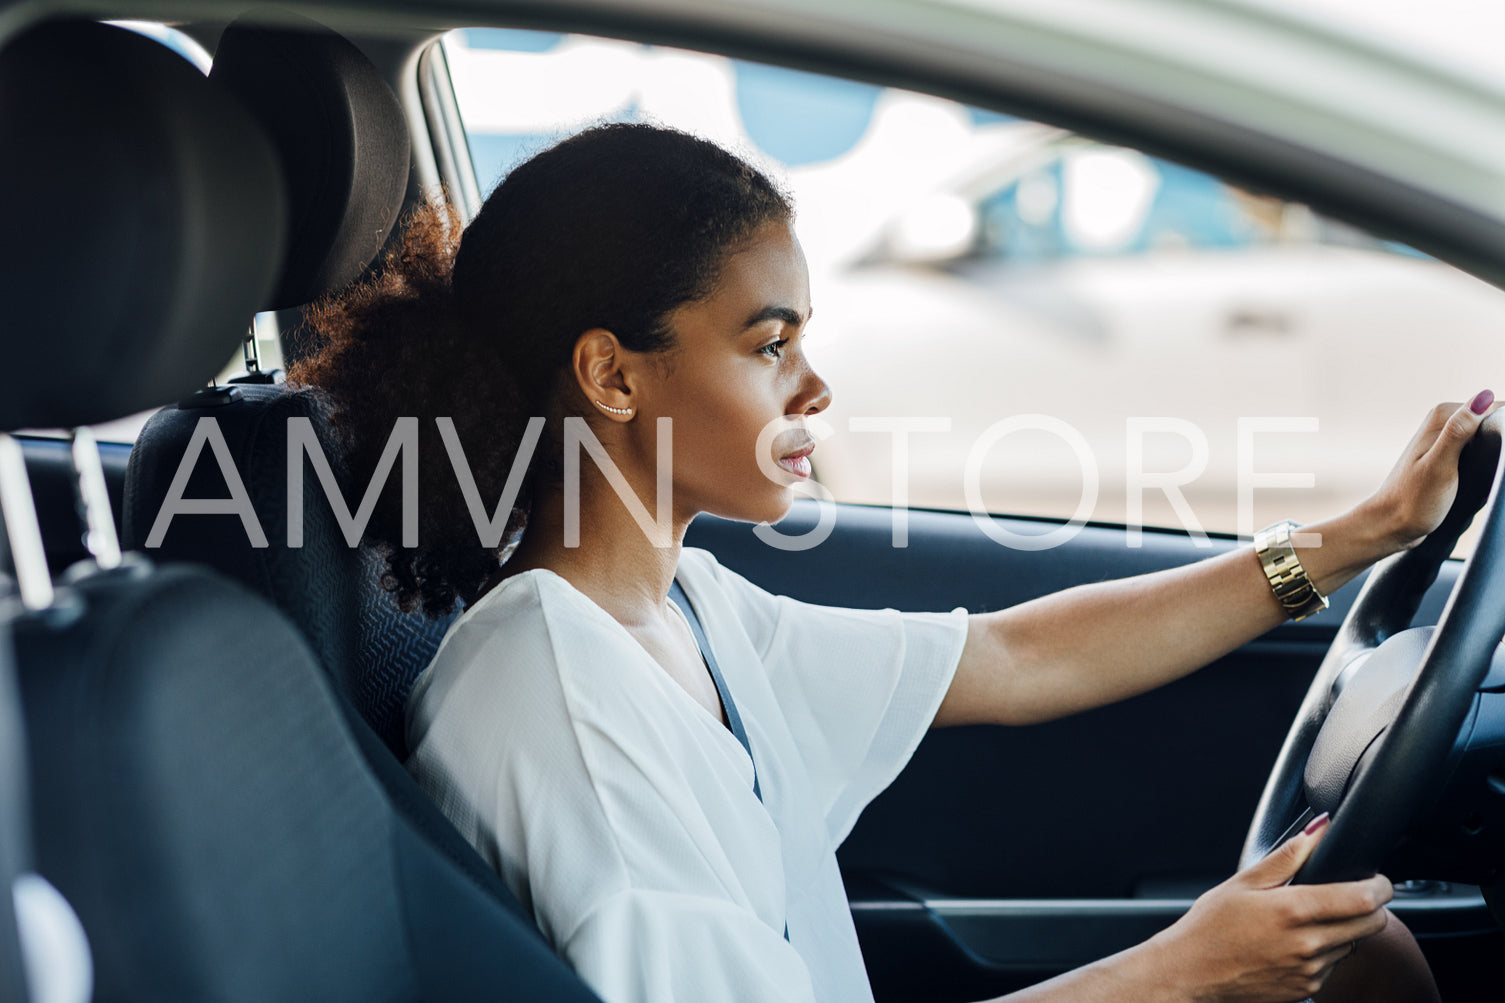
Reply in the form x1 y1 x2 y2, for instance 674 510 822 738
935 395 1499 728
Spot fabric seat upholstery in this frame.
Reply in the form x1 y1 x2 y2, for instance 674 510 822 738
126 383 453 755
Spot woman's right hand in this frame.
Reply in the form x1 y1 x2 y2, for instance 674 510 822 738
1147 814 1392 1001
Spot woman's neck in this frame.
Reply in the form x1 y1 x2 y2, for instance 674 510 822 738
499 473 689 629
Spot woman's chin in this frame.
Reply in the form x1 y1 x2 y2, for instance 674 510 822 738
704 489 797 528
762 497 798 527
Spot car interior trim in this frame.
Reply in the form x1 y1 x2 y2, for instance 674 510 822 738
0 437 55 612
68 429 122 572
416 39 482 217
849 886 1494 967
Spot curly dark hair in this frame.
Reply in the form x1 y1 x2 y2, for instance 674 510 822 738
290 123 793 618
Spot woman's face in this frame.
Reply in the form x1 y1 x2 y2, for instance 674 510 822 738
634 218 831 526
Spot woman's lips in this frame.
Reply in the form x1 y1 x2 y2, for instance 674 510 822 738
777 442 815 479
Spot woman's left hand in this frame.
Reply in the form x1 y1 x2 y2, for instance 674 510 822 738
1360 391 1501 552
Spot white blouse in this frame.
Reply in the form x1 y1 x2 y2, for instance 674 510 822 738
405 547 969 1003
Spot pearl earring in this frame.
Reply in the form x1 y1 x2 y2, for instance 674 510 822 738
593 399 632 416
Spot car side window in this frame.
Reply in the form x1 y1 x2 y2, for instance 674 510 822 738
974 142 1400 265
979 151 1260 261
442 28 1505 550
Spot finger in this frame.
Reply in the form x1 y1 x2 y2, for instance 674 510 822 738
1242 812 1329 888
1283 874 1393 924
1414 401 1459 449
1393 401 1458 466
1288 945 1354 999
1305 940 1356 972
1302 906 1392 954
1420 390 1494 471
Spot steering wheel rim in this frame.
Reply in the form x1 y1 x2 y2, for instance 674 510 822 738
1241 411 1505 885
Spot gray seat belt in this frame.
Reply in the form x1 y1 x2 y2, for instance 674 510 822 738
668 580 790 943
668 580 761 801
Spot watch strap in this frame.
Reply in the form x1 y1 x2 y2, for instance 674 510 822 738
1254 521 1329 621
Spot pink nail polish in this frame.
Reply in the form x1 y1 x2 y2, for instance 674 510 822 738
1470 389 1494 415
1303 812 1331 835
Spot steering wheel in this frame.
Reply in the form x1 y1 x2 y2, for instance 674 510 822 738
1241 411 1505 888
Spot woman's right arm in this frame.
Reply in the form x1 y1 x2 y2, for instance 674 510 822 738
992 815 1391 1003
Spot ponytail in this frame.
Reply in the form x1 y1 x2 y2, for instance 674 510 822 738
292 198 533 615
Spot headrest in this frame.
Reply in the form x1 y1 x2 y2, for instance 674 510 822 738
0 20 287 432
210 15 412 310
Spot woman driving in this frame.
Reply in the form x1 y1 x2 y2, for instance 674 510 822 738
293 123 1470 1002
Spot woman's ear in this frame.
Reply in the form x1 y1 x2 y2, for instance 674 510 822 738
571 328 635 420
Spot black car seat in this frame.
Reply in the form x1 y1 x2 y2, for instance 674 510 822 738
124 15 452 760
0 18 598 1002
121 14 540 919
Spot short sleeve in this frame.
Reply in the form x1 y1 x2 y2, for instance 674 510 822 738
691 551 969 845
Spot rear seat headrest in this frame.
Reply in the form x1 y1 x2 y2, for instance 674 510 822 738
0 20 287 431
210 15 412 310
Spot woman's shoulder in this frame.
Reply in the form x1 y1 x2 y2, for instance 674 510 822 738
433 568 554 661
432 568 632 672
406 569 617 727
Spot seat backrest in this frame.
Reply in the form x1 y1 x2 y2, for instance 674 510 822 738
1 18 598 1002
126 384 452 757
124 16 452 757
16 566 595 1003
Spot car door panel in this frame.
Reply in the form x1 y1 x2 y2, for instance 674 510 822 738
848 881 1493 1001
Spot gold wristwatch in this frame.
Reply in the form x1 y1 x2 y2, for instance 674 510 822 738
1254 520 1329 621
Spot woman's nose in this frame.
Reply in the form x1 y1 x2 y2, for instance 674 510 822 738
799 365 832 416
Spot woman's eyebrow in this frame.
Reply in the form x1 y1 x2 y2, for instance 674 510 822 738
742 305 811 329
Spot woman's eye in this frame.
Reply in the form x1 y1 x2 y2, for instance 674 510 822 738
758 339 788 358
